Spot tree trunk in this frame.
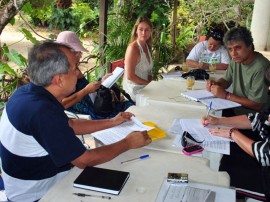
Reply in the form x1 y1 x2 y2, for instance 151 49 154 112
0 0 28 63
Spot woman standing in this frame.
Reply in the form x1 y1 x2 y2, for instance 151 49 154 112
123 16 154 102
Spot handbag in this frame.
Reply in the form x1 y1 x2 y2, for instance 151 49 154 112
182 69 209 80
93 86 113 116
93 84 135 116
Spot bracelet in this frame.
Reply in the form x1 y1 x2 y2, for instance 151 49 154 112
225 92 231 100
229 128 237 139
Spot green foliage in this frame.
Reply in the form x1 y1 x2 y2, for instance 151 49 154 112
48 1 99 36
22 1 53 26
20 28 40 45
0 44 28 102
175 0 254 57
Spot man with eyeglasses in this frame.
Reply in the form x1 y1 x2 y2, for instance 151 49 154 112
0 41 151 201
207 26 270 116
186 28 230 70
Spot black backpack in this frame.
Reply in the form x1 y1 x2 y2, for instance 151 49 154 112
182 69 209 80
93 84 135 116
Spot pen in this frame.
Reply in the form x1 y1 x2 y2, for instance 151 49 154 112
206 101 213 120
121 154 150 164
73 193 111 200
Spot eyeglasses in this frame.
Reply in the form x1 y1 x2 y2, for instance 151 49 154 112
208 30 223 40
181 131 204 147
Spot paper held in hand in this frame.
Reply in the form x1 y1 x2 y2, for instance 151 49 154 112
102 67 125 88
91 116 155 145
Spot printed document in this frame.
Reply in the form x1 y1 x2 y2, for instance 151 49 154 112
156 180 235 202
169 118 230 155
91 116 154 145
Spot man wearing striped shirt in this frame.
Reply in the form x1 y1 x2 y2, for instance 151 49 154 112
0 41 151 201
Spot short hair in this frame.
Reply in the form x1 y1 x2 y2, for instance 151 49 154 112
27 41 72 87
223 26 254 50
206 28 224 44
129 16 153 49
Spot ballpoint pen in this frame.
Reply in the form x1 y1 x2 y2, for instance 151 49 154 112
73 193 111 200
121 154 150 164
206 101 213 120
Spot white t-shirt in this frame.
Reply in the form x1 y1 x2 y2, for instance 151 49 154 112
187 41 230 64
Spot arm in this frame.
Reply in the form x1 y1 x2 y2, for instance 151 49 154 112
215 63 228 70
68 112 134 135
71 130 152 168
209 127 254 156
201 114 252 129
124 44 151 85
62 81 101 109
186 59 228 70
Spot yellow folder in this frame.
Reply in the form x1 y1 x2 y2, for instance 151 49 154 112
143 121 167 140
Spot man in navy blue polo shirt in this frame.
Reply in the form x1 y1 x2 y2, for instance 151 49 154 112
0 41 152 202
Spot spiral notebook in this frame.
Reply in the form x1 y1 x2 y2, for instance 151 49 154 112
73 166 130 195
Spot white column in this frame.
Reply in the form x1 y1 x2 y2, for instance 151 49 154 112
250 0 270 51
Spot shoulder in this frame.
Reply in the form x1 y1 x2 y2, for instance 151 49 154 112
255 52 270 65
126 42 140 58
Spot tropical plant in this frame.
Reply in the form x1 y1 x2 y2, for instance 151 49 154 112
0 44 28 102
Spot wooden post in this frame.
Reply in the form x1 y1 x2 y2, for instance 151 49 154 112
99 0 108 66
171 0 178 50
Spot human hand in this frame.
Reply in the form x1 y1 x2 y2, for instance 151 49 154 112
209 127 231 139
206 80 216 91
84 81 101 93
101 73 113 82
210 85 226 98
124 131 152 149
112 112 134 125
198 62 209 69
201 115 219 126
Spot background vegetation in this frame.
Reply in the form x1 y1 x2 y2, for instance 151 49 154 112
0 0 254 108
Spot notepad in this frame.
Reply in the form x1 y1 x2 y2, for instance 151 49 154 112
200 97 241 110
102 67 125 88
73 166 130 195
181 89 241 110
181 90 215 102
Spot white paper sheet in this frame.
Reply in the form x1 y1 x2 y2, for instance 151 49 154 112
101 67 125 88
91 116 154 145
169 118 231 155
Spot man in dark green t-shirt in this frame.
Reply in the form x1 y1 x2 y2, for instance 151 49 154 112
207 26 270 116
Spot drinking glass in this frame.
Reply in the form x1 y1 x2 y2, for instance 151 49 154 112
209 64 216 74
186 76 195 90
182 63 189 73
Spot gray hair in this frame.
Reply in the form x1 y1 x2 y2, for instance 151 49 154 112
27 41 72 86
223 26 254 50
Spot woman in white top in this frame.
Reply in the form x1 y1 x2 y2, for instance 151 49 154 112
186 28 230 70
123 16 154 101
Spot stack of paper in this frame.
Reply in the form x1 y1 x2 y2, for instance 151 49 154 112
169 118 231 155
91 116 155 145
181 90 215 102
156 180 235 202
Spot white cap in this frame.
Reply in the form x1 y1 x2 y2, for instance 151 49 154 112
56 31 88 52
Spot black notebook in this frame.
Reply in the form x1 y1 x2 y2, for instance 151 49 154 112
73 166 130 195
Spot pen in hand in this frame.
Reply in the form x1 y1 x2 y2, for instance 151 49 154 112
206 101 213 120
121 154 150 164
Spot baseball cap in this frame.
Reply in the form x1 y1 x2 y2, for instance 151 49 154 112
56 31 88 52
